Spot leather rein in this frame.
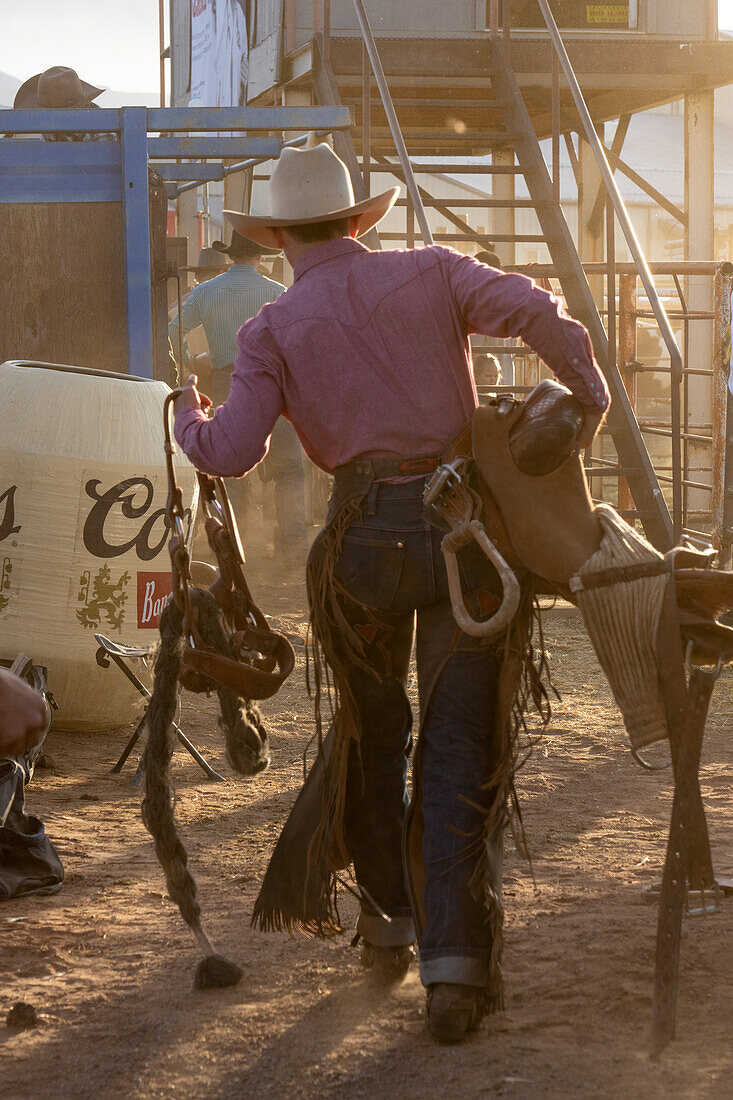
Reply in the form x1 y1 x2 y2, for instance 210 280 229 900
163 391 295 701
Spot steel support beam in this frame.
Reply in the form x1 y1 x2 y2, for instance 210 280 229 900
685 90 716 524
492 146 516 268
121 108 154 380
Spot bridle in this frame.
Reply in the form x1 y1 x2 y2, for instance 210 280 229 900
163 391 295 700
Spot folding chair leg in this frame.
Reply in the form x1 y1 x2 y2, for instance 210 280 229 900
175 727 225 782
111 714 147 774
96 642 226 783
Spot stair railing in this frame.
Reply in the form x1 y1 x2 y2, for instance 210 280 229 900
351 0 434 245
489 0 684 537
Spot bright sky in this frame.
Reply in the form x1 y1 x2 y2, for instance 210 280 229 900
2 0 733 96
0 0 161 93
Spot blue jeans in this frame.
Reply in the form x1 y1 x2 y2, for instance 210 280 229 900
331 477 504 988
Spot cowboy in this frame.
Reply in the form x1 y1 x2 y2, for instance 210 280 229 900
173 143 609 1043
474 251 507 389
13 66 110 142
169 246 230 392
170 231 308 566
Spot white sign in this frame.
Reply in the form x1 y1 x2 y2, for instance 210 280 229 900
191 0 248 108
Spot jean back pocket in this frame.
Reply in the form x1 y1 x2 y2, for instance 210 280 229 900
335 529 407 611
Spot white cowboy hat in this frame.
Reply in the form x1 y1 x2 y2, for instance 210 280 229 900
223 143 399 249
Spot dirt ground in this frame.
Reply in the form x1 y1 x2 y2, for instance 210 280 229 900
2 570 733 1100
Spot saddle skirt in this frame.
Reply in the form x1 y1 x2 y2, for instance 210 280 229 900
471 399 601 589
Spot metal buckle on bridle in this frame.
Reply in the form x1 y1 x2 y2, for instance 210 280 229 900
424 459 521 641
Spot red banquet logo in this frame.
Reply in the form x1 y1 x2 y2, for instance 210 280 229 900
137 572 174 630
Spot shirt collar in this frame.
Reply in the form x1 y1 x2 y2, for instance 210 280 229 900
226 263 259 277
292 237 370 282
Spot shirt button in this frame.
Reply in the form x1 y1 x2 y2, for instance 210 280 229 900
397 541 404 549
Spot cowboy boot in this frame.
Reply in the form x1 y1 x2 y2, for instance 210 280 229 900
426 983 486 1043
360 940 415 985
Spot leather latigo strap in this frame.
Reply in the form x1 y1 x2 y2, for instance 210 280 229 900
163 390 294 701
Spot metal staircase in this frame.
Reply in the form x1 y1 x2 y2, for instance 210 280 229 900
489 39 673 549
309 1 680 550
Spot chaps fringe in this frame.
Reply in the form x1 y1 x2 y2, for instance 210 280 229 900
467 589 556 1013
253 493 370 937
252 487 557 1019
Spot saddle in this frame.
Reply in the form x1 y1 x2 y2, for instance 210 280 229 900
431 388 733 663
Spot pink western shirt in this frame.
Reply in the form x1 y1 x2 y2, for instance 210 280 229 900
175 238 609 476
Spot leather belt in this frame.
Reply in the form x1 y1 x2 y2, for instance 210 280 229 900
337 452 441 481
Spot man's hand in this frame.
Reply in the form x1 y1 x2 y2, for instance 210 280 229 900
173 374 212 416
0 669 48 757
576 405 607 451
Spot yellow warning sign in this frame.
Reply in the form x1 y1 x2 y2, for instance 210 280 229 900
586 5 628 22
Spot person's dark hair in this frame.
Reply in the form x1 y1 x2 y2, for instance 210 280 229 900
283 217 352 244
475 250 503 270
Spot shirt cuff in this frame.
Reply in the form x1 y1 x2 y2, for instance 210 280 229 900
173 403 208 449
567 359 611 413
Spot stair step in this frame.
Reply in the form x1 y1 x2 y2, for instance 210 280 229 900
368 163 524 174
344 97 505 110
379 232 546 243
369 129 517 143
392 197 539 209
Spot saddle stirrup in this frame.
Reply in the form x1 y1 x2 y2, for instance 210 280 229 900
424 460 521 640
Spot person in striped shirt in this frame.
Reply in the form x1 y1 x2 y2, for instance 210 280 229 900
169 231 308 565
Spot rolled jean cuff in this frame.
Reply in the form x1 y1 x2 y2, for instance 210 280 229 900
357 909 415 947
420 953 489 988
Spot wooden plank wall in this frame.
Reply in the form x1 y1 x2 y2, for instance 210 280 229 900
0 202 128 373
